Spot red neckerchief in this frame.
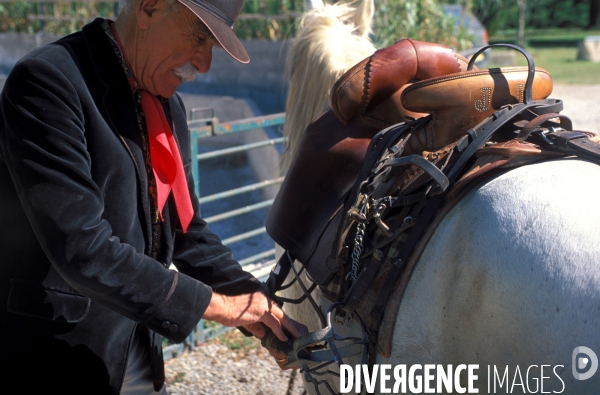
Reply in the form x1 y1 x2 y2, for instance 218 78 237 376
111 24 193 232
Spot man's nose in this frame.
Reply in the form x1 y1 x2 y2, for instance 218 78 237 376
192 46 212 73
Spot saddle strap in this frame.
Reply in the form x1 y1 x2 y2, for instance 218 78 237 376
264 252 294 299
332 118 428 260
364 99 565 353
546 130 600 161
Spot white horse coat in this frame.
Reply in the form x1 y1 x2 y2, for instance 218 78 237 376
283 158 600 394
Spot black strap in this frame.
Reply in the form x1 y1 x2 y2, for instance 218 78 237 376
331 119 426 258
517 113 573 140
264 251 294 299
341 251 385 313
546 131 600 162
468 43 536 104
369 99 562 326
384 155 450 192
388 191 426 207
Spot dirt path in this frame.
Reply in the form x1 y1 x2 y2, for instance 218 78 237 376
552 84 600 132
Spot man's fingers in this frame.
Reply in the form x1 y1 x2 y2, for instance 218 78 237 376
265 302 308 339
261 313 288 342
267 348 292 370
267 348 287 359
243 322 265 338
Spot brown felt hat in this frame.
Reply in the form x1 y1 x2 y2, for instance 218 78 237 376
176 0 249 63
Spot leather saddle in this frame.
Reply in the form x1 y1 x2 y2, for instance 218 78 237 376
266 39 553 285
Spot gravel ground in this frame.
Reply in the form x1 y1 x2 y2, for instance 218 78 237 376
163 84 600 395
164 331 306 395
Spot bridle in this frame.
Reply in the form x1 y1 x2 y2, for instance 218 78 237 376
262 251 369 395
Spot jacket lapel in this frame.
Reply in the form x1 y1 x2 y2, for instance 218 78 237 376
81 19 153 252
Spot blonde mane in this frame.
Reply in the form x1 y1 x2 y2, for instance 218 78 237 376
281 1 376 172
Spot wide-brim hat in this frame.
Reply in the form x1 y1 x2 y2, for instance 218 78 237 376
176 0 249 63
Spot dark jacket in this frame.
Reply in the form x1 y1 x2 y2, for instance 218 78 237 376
0 18 261 393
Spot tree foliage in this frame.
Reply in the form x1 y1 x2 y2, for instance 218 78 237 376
0 0 304 39
373 0 473 50
233 0 302 40
445 0 592 36
0 2 116 34
3 0 594 42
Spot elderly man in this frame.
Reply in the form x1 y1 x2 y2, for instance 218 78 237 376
0 0 300 393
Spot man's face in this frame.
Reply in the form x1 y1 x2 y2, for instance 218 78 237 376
136 1 215 97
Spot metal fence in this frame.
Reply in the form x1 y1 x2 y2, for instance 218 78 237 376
163 110 285 360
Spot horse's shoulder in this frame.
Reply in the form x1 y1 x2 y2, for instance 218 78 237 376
436 157 600 282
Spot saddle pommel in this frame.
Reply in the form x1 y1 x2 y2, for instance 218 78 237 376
402 67 553 148
330 38 468 126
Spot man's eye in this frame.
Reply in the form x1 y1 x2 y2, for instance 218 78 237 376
195 35 207 45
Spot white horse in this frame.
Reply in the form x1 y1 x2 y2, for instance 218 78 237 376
280 159 600 395
274 3 600 395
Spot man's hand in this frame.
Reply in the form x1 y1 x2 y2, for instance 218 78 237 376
203 291 305 341
202 291 308 370
244 322 305 370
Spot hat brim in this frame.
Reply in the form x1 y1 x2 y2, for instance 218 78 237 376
177 0 250 64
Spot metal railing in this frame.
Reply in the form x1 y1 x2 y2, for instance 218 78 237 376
163 110 285 359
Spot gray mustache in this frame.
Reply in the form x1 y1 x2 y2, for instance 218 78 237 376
173 62 198 82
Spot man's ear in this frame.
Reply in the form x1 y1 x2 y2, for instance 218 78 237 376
137 0 162 29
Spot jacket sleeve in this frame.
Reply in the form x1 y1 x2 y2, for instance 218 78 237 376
0 56 211 343
170 94 264 296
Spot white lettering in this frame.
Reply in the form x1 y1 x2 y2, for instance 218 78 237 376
468 364 479 393
437 364 453 393
340 365 353 393
553 365 565 393
423 364 435 393
380 364 391 393
409 365 423 393
494 366 509 392
355 364 361 393
511 365 526 393
526 365 539 393
541 365 551 393
363 364 378 393
393 365 407 393
455 365 466 394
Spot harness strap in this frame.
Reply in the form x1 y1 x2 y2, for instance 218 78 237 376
332 120 424 259
368 99 562 338
517 113 573 140
384 155 450 192
341 250 385 313
388 192 426 207
546 131 600 161
265 251 294 299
